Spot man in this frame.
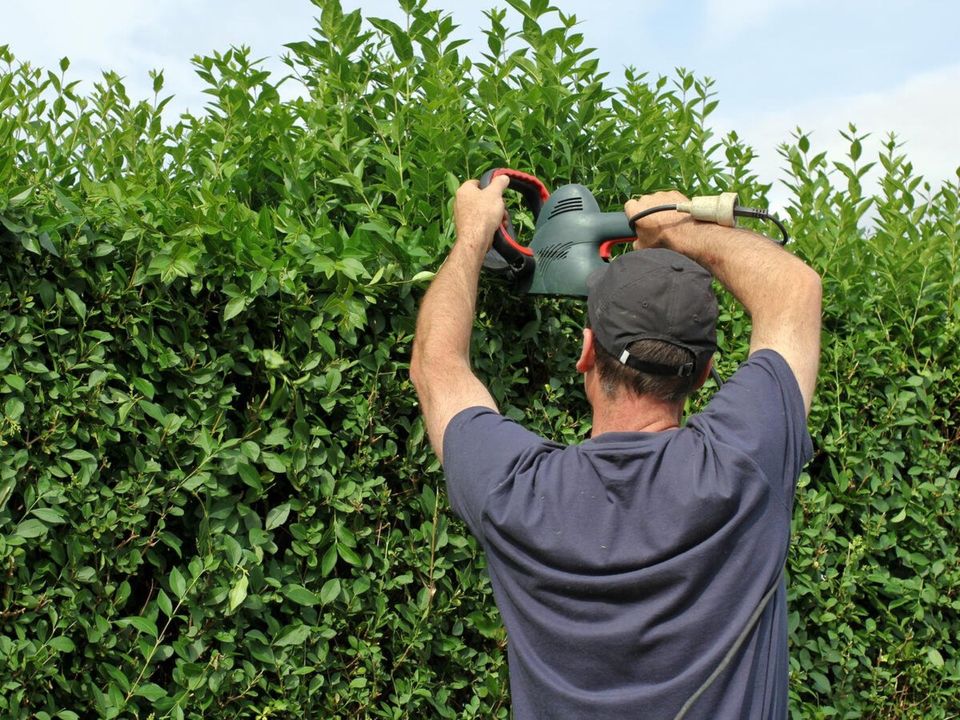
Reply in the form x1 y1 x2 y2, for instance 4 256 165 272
410 175 821 719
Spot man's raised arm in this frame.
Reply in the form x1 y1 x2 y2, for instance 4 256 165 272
410 175 511 462
626 191 822 415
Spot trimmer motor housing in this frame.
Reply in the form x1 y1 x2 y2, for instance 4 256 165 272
480 169 634 297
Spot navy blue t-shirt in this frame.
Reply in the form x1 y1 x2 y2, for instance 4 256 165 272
442 350 813 719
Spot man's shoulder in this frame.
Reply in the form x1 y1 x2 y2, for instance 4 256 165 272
686 348 814 497
693 348 804 420
442 406 563 534
731 348 798 388
444 406 556 451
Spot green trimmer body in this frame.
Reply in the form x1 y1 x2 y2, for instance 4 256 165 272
480 169 635 297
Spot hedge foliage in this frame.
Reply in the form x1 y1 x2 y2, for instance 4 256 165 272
0 0 957 717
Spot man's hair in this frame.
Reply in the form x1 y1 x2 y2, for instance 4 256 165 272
593 338 700 403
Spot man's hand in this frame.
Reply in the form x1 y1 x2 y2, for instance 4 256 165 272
453 174 511 254
624 191 693 250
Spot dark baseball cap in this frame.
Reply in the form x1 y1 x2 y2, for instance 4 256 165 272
587 249 717 378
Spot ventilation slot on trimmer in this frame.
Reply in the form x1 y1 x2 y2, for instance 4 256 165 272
547 197 584 219
538 243 572 260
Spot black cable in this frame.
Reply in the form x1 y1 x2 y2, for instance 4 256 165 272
627 204 679 233
733 206 790 245
672 569 783 719
627 203 789 245
710 365 723 387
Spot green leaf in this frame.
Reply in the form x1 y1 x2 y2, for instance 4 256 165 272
64 449 96 463
237 461 263 490
223 296 247 321
48 635 76 653
15 518 48 539
132 377 155 400
320 579 341 605
164 255 196 283
241 440 260 461
808 670 831 694
274 624 311 647
20 233 41 255
156 589 173 617
321 545 337 576
316 332 336 358
0 478 14 513
4 398 24 420
222 535 243 566
39 232 59 256
134 683 167 701
31 507 66 524
265 503 291 530
140 401 167 423
262 452 287 473
121 616 158 638
411 270 435 283
262 349 285 369
64 288 87 320
103 663 131 692
9 188 32 206
282 584 319 606
338 543 362 566
3 374 26 391
169 567 187 599
228 575 248 612
22 360 48 373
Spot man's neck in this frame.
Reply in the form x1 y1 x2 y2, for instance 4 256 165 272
589 393 682 437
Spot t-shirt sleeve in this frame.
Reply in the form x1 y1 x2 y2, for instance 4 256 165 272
686 349 814 503
442 406 555 540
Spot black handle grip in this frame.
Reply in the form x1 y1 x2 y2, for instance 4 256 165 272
479 169 549 275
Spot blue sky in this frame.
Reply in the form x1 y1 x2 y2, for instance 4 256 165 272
5 0 959 207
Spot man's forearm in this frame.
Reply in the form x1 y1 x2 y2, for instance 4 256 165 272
411 243 485 375
658 221 820 335
409 242 498 462
409 175 509 461
660 219 822 413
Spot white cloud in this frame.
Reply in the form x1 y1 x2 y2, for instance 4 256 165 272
712 62 960 208
702 0 812 39
4 1 320 115
5 1 160 64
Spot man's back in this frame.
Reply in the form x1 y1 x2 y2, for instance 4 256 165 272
444 351 812 719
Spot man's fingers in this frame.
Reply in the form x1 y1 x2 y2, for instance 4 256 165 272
488 174 511 194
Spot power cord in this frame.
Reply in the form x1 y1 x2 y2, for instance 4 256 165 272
628 193 789 245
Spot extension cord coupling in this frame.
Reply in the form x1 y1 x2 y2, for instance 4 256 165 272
676 192 739 227
629 193 789 244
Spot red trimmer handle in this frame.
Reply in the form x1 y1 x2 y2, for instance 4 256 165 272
480 168 550 263
598 237 638 260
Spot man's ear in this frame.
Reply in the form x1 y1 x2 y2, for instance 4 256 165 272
694 355 714 390
576 328 596 374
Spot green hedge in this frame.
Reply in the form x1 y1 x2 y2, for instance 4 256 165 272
0 1 957 717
